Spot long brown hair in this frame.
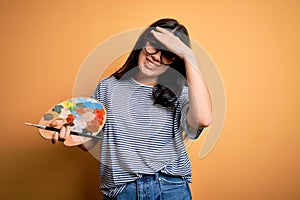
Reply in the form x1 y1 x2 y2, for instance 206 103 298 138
112 18 191 107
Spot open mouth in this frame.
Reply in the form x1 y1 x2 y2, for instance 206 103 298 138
145 58 160 69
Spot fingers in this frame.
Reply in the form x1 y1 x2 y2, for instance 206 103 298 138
155 26 173 35
52 132 59 144
60 125 71 140
151 26 182 45
151 28 169 39
151 27 178 41
151 30 172 48
151 27 186 59
65 125 71 139
59 126 66 139
50 119 71 145
50 118 64 127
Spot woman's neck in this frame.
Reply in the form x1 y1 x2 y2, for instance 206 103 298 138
133 73 157 86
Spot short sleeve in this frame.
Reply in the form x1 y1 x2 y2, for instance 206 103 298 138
90 76 113 103
90 81 101 99
179 87 203 140
90 88 97 99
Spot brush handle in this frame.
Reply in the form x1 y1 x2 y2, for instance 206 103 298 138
44 126 101 140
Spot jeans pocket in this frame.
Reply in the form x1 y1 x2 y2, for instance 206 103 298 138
159 176 192 200
159 175 187 185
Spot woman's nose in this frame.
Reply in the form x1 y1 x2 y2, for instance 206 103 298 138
151 51 162 63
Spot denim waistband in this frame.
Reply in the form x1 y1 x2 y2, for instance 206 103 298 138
103 172 191 199
134 171 191 199
139 171 186 182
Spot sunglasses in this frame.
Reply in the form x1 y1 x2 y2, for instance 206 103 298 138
143 39 176 66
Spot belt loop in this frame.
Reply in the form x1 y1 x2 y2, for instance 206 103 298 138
155 172 162 181
155 172 159 180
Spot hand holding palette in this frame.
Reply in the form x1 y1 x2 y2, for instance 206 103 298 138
27 97 106 146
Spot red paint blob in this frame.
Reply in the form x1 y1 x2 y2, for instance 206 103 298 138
66 114 75 123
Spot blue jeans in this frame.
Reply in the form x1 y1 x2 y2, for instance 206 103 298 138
103 172 192 200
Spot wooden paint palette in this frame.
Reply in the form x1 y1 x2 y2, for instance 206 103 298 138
38 97 106 146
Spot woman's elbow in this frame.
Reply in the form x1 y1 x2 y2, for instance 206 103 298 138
187 114 212 129
198 114 212 128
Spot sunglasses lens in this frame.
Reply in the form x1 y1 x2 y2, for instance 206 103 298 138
145 41 158 54
144 40 176 65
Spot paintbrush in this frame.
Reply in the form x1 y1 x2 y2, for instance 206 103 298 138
25 122 101 140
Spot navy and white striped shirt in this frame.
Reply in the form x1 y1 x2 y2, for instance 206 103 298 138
91 76 202 197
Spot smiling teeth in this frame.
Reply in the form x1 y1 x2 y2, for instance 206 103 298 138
149 62 156 67
147 59 157 67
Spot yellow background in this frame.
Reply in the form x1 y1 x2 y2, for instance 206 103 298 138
1 0 299 199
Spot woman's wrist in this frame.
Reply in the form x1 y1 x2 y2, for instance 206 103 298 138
182 49 198 68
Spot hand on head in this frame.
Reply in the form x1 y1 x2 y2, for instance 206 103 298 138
151 26 191 60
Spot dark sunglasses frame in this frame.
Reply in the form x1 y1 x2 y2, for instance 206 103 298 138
143 39 177 66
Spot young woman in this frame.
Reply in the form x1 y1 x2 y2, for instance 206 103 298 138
51 18 212 200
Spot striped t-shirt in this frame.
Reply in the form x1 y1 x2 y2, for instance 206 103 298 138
91 76 202 197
